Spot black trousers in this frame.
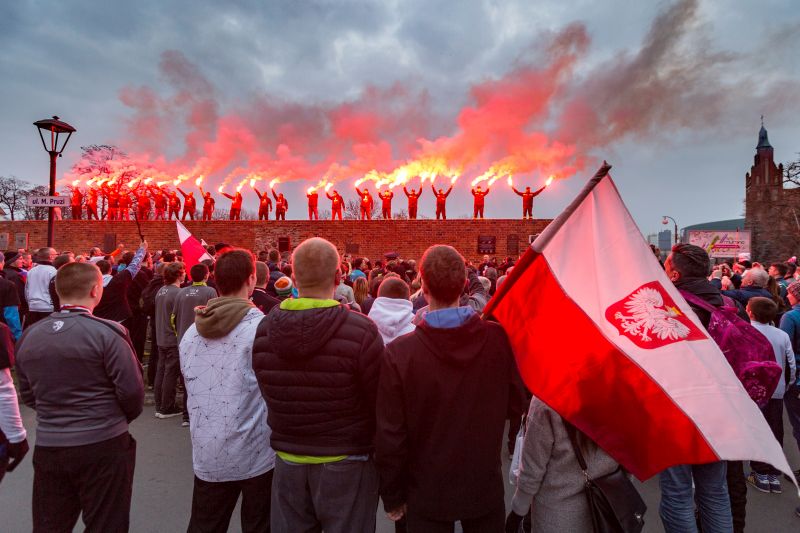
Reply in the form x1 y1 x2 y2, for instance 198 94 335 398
32 433 136 533
147 317 159 387
405 503 504 533
726 460 747 533
188 469 273 533
751 399 784 476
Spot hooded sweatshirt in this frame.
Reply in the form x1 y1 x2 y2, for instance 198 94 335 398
179 297 273 482
375 309 527 521
368 297 416 344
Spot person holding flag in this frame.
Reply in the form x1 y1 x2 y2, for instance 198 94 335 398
511 183 547 220
327 189 344 220
484 163 795 533
403 186 422 220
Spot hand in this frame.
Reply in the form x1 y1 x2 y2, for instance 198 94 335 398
505 510 524 533
6 438 29 472
118 243 125 250
386 504 407 521
141 239 149 250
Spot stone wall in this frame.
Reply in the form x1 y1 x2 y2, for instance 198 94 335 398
0 219 550 263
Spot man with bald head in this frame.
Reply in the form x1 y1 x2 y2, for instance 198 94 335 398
252 237 384 533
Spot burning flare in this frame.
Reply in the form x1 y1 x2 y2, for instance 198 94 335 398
269 178 280 189
546 176 554 187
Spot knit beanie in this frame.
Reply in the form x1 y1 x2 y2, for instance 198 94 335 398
3 251 19 265
788 282 800 301
275 276 294 297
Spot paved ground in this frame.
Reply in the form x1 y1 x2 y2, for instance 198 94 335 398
2 404 799 532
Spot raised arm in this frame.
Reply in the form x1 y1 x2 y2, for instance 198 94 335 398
253 187 263 200
327 191 334 200
445 186 453 197
355 187 364 197
272 188 279 201
512 186 523 196
431 184 437 196
222 192 235 200
485 188 490 195
530 185 547 198
403 186 410 198
177 188 188 198
198 186 205 197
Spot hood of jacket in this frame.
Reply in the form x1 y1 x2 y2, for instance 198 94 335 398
675 277 723 307
368 297 415 342
263 301 350 360
415 313 488 366
194 296 255 339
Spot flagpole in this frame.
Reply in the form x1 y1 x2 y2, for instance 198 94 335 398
483 161 611 319
530 160 611 253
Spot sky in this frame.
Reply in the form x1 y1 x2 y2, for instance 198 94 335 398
1 0 798 235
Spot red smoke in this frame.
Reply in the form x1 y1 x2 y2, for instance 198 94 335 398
65 0 800 193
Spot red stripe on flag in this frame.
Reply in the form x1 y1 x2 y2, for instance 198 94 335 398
489 249 719 480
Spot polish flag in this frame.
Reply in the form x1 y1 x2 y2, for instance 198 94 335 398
176 221 213 269
484 162 794 481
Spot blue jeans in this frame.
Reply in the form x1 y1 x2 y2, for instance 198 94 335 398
785 384 800 456
659 462 733 533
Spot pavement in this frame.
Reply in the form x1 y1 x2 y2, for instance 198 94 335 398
2 403 799 532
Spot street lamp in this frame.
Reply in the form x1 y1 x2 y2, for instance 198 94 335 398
34 116 76 247
662 215 679 245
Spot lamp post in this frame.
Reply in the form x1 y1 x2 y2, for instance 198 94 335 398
662 215 679 245
34 116 76 247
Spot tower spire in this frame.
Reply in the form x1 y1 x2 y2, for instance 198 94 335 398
757 117 772 149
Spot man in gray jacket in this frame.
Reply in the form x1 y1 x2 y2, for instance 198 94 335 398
15 261 144 532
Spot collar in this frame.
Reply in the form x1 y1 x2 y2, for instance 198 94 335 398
423 306 476 329
60 305 92 314
280 298 339 311
192 282 207 286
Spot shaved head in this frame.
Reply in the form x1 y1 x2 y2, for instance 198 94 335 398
378 277 410 300
292 237 340 294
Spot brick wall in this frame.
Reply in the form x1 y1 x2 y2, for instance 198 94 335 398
0 219 550 263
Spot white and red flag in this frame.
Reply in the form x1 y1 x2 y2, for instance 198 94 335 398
176 220 213 269
485 162 794 481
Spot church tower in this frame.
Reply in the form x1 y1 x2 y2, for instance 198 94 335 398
745 119 790 260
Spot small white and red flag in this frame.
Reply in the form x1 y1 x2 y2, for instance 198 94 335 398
176 221 213 269
485 162 794 481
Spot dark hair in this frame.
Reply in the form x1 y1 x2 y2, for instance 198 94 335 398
164 262 185 284
669 244 710 279
162 252 176 263
747 296 778 324
787 263 797 279
53 255 73 270
255 261 269 286
369 276 382 298
420 245 466 303
96 260 112 275
190 263 209 283
206 245 216 256
770 263 789 277
215 249 255 295
281 264 293 277
353 258 365 271
56 262 101 301
268 249 280 263
378 277 410 300
257 251 269 262
120 251 135 265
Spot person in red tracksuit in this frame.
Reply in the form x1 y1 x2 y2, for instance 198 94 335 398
431 185 452 220
355 187 374 220
149 186 167 220
512 184 546 219
327 190 344 221
168 191 181 220
222 191 243 221
198 187 215 221
272 189 288 221
70 188 83 220
86 188 100 221
403 187 422 220
253 187 273 221
471 186 490 219
307 190 319 220
177 188 197 220
136 189 151 220
378 189 393 220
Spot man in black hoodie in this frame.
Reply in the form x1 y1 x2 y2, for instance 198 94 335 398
252 237 383 533
375 244 525 532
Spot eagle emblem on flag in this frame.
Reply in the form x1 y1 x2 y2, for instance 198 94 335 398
605 281 706 348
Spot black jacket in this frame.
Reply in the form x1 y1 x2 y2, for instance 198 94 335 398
95 270 137 323
375 313 526 520
3 266 26 315
252 303 383 456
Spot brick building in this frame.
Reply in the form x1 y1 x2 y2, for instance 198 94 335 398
745 122 796 260
0 219 549 264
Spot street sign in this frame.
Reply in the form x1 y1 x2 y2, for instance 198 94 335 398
26 195 67 207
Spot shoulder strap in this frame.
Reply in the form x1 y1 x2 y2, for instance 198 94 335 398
563 419 589 474
678 289 717 313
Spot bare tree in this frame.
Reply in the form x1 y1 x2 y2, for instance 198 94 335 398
344 199 381 220
785 155 800 187
0 176 32 220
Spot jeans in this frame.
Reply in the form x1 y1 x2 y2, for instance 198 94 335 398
271 456 378 533
154 345 180 412
188 470 273 533
785 384 800 456
659 462 733 533
32 433 136 533
751 399 784 476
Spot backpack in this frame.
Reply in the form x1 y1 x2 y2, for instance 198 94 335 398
680 290 781 407
140 275 164 318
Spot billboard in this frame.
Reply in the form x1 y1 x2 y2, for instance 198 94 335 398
686 230 750 259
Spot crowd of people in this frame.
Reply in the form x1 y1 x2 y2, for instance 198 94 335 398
64 180 551 222
0 237 799 532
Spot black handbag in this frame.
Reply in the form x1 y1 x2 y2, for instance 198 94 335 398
564 421 646 533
